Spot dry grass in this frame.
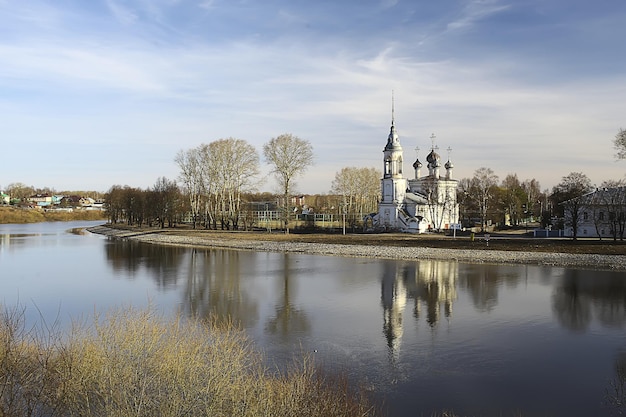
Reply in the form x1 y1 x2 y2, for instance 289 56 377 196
0 305 382 417
0 207 106 224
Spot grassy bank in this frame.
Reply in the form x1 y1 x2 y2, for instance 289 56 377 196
0 305 381 417
0 206 106 224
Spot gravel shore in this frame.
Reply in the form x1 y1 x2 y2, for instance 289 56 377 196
87 225 626 271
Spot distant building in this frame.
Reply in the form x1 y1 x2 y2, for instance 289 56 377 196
564 186 626 239
28 193 53 207
60 195 95 207
0 192 9 204
369 104 459 233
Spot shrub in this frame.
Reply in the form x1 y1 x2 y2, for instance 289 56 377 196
0 305 382 417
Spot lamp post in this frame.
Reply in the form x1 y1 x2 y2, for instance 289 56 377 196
342 198 346 235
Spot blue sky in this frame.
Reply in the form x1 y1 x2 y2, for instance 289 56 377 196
2 0 625 194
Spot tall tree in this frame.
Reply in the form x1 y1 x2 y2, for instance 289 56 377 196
551 172 593 240
205 138 260 230
175 148 204 229
331 166 380 230
152 177 181 228
614 128 626 159
263 133 314 233
500 174 524 226
104 185 125 224
521 178 542 218
470 167 499 232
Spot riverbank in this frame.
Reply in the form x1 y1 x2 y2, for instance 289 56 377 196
88 224 626 271
0 206 106 223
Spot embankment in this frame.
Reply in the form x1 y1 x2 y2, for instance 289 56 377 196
87 225 626 271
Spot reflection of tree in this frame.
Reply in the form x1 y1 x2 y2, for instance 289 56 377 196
463 265 498 312
265 254 310 340
104 239 185 289
553 269 626 332
552 269 591 331
605 351 626 415
182 249 258 327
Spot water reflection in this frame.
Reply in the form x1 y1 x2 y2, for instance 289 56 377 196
265 254 311 339
552 269 626 331
381 260 458 362
78 233 626 416
182 249 259 328
459 264 519 312
605 351 626 415
103 239 185 289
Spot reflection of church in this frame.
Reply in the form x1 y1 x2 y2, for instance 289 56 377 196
371 104 459 232
381 260 458 360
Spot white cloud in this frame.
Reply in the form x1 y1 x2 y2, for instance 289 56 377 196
105 0 138 25
198 0 216 10
380 0 399 9
446 0 511 31
1 1 625 192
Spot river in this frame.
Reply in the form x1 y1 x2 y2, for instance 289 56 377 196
1 220 625 416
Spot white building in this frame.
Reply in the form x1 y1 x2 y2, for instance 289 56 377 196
371 110 459 233
564 186 626 239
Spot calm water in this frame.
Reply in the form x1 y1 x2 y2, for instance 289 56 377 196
1 221 625 416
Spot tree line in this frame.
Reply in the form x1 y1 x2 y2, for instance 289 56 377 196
104 134 316 231
102 127 625 235
7 128 624 237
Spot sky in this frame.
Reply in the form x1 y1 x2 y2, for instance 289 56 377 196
1 0 625 194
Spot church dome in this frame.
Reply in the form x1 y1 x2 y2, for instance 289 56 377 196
445 160 453 169
385 124 402 151
413 159 422 169
426 149 440 164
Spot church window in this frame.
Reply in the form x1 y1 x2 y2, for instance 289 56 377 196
599 211 605 220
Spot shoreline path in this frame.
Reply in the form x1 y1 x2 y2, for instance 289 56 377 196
87 225 626 271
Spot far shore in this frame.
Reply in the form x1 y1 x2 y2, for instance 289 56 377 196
87 224 626 271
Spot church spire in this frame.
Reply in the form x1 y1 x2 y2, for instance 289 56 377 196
391 90 395 127
386 91 399 147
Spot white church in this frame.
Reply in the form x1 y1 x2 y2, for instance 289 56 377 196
369 109 459 233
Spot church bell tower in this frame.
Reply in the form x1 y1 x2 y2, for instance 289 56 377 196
381 95 406 205
378 94 408 228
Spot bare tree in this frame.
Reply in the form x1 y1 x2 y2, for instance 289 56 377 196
331 167 379 230
204 138 260 230
180 139 260 230
196 143 218 229
500 174 524 226
470 167 499 232
597 185 626 241
551 172 593 240
521 178 542 219
5 182 34 202
263 133 314 233
614 128 626 160
175 148 204 229
104 185 125 224
151 177 181 228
